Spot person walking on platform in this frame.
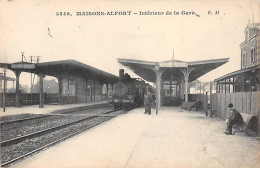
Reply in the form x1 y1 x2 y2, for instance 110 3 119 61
146 91 153 115
144 94 148 114
152 93 156 109
225 103 244 135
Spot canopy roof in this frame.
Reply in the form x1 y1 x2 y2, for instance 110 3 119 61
117 58 229 82
214 64 260 82
0 60 118 83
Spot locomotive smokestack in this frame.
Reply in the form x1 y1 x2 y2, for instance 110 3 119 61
119 69 124 82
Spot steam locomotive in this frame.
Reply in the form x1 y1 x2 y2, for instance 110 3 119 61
108 69 151 110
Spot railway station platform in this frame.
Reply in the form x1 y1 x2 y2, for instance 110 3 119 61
10 107 260 168
0 101 108 117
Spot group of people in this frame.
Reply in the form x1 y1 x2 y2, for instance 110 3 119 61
144 91 156 115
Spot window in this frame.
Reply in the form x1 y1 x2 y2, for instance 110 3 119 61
245 30 249 41
243 52 247 67
251 47 255 64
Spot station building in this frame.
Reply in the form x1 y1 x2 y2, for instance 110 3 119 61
0 60 118 108
215 22 260 92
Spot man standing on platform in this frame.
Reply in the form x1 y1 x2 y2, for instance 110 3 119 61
144 94 148 114
146 91 153 115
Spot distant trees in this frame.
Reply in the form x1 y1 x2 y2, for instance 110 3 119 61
4 79 58 94
6 84 30 93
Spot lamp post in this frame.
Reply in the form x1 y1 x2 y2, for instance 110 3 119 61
3 68 7 112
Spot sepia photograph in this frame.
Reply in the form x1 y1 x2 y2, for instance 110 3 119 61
0 0 260 168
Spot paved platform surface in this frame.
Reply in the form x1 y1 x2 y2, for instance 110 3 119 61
10 107 260 168
0 101 108 117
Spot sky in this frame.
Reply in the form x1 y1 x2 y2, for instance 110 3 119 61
0 0 259 88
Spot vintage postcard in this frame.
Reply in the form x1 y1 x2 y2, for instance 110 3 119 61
0 0 259 168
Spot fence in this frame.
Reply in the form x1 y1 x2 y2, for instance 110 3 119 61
211 92 260 120
0 92 108 107
0 93 59 107
0 93 17 107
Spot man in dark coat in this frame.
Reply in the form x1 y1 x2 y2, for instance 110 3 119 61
225 103 244 135
146 92 153 115
152 93 156 109
144 94 148 114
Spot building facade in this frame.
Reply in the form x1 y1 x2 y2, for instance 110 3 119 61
240 23 260 69
215 22 260 92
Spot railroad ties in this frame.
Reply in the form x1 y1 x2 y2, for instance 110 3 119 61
0 104 127 167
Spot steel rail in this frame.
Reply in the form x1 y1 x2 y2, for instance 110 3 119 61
0 110 115 147
0 115 50 125
0 105 112 131
0 115 57 132
52 103 111 114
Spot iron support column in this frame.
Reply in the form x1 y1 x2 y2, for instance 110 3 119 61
0 78 2 93
205 92 208 116
58 77 63 105
200 82 202 94
181 68 194 103
75 80 78 103
85 80 88 102
90 81 92 102
93 81 95 102
209 81 213 117
228 78 231 93
184 74 188 102
106 84 109 97
180 81 184 100
15 71 21 107
155 66 163 115
39 73 45 108
3 71 6 112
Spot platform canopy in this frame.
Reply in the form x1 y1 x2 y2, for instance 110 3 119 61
118 57 229 114
0 59 118 83
117 58 229 83
0 59 119 108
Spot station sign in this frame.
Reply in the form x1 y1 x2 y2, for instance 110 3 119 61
11 63 35 69
159 61 187 68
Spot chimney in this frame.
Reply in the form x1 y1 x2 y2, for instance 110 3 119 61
119 69 124 82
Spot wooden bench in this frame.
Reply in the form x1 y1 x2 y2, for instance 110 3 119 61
232 113 258 136
181 102 196 111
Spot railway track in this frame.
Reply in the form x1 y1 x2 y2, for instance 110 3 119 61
0 108 126 167
0 115 50 125
0 115 57 132
0 107 108 132
0 103 110 131
0 110 113 147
